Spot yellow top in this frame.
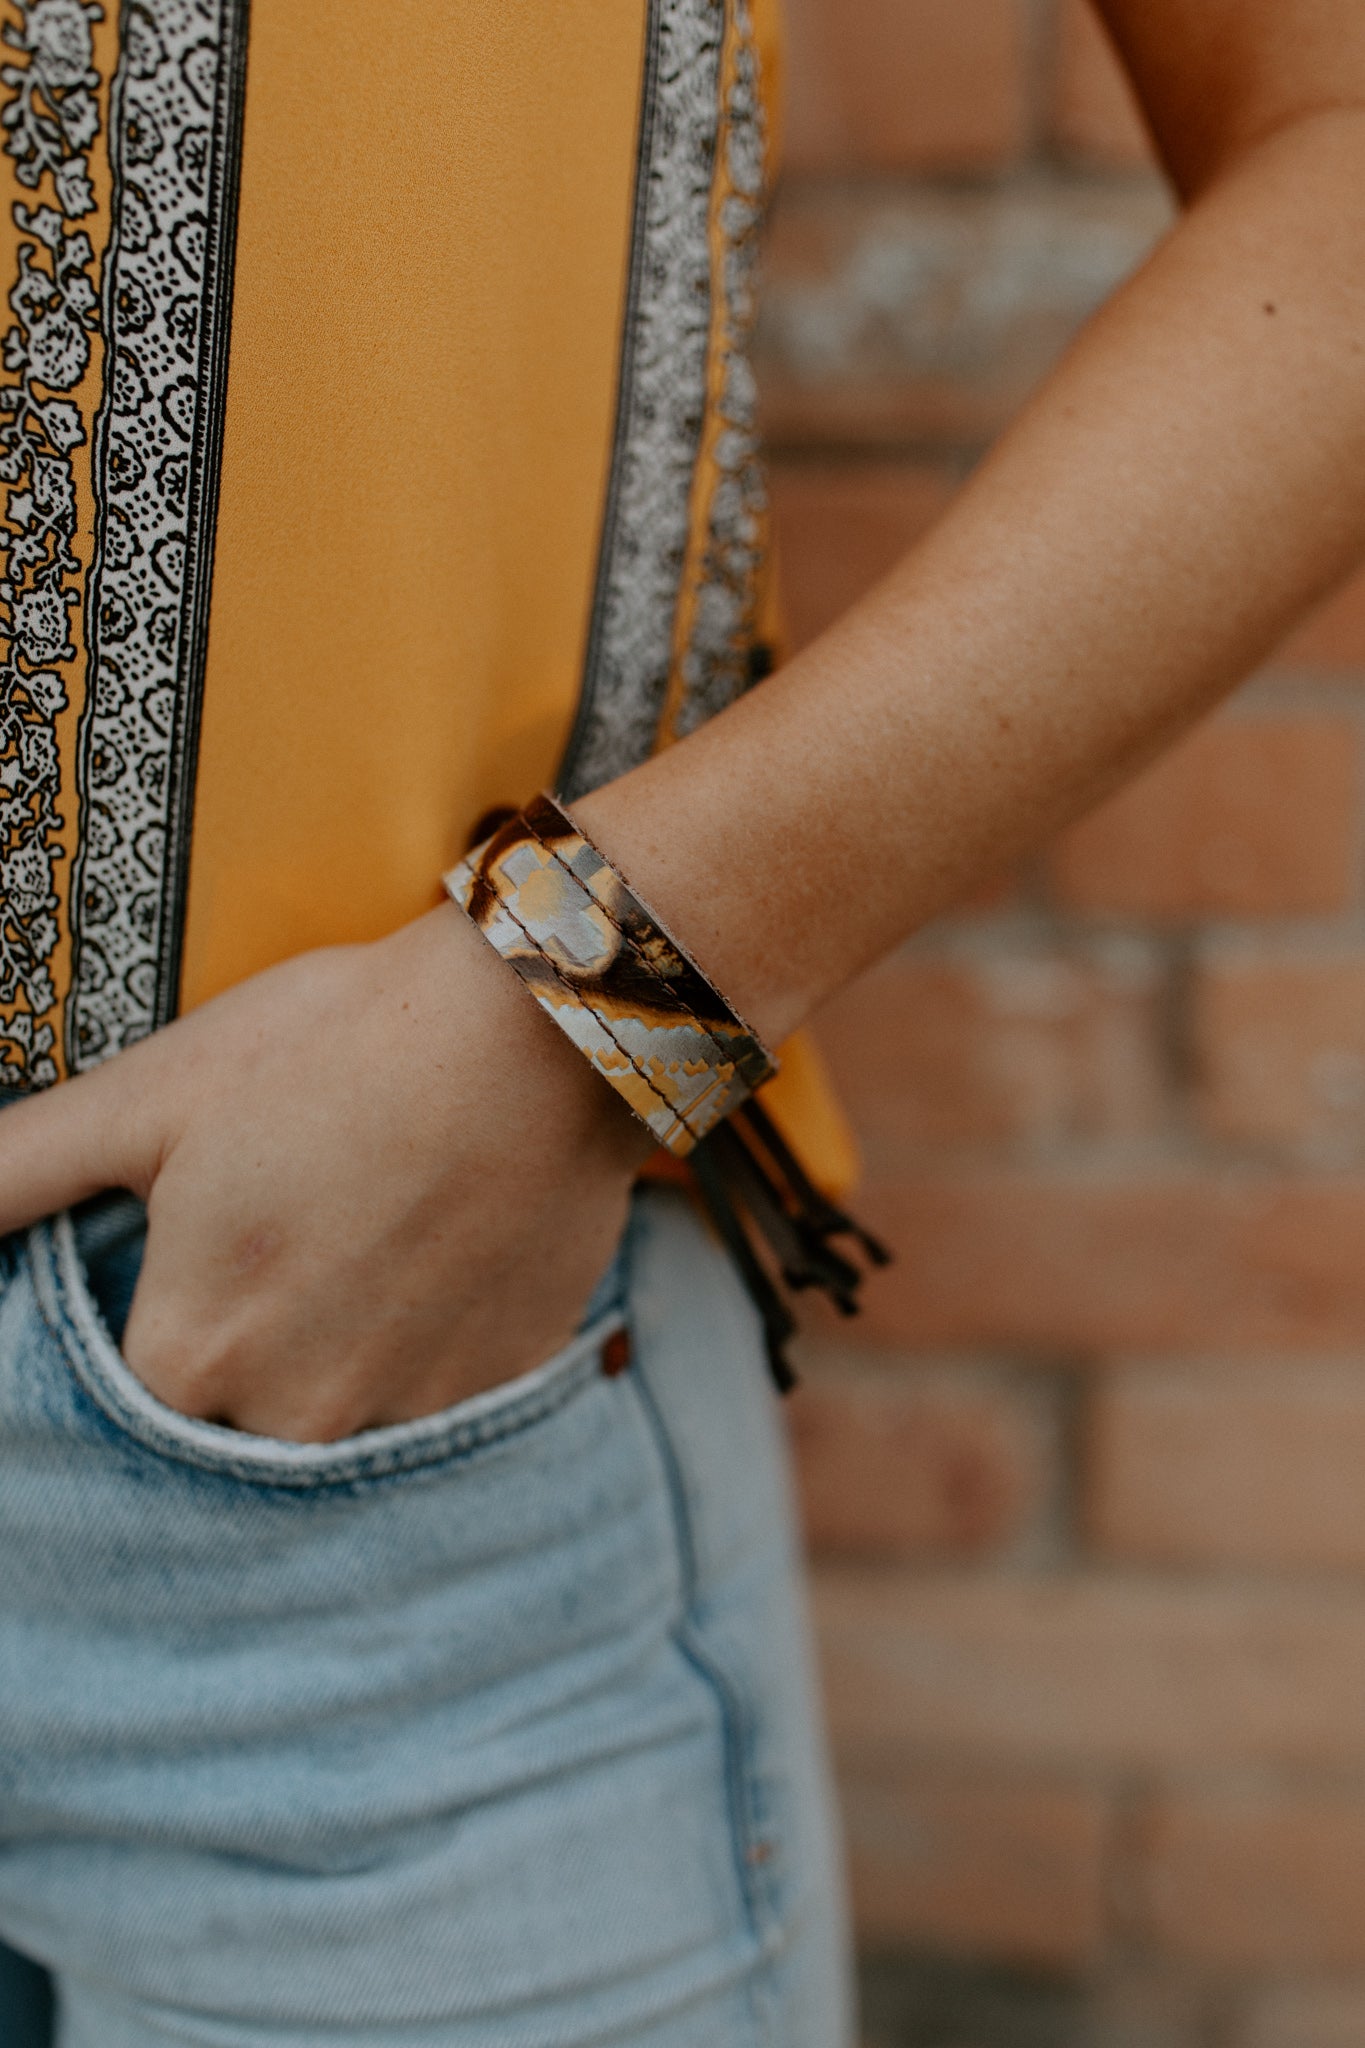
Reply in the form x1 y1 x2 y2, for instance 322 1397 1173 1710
0 0 853 1190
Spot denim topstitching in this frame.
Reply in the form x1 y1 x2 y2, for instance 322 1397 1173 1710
27 1211 627 1491
625 1271 790 2048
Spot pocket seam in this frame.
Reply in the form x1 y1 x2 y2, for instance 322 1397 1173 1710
624 1246 787 1961
28 1212 624 1491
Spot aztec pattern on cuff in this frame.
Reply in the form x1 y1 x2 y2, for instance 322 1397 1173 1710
443 794 778 1158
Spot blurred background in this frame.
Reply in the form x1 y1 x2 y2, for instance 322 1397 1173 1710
758 5 1365 2045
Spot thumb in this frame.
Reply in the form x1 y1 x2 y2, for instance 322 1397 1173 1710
0 1057 160 1237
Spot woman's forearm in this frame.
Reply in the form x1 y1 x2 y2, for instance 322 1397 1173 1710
575 109 1365 1048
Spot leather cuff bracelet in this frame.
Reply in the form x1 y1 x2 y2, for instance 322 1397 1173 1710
443 793 778 1158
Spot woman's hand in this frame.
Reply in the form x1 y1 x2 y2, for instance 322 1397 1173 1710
0 907 651 1441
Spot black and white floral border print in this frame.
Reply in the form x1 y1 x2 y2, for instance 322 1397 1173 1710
558 0 770 800
0 0 759 1083
66 0 248 1072
671 0 769 741
0 0 104 1090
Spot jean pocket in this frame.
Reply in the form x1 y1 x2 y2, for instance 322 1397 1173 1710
27 1201 632 1491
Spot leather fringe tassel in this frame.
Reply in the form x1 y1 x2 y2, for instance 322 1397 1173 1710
689 1099 891 1395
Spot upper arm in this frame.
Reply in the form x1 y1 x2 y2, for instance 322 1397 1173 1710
1094 0 1365 196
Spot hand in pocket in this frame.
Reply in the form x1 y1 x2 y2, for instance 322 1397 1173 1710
0 909 649 1441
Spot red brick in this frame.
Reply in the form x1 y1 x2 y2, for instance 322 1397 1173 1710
757 182 1170 453
768 461 955 656
789 1364 1050 1561
759 358 1031 459
854 1170 1365 1355
756 192 1037 453
1085 1972 1211 2048
815 1571 1365 1771
1277 561 1365 674
1087 1363 1365 1571
1050 0 1154 168
1239 1984 1365 2048
812 949 1165 1160
781 0 1032 175
750 18 1365 2024
841 1767 1109 1966
1050 717 1362 919
1136 1791 1365 1968
1194 952 1365 1150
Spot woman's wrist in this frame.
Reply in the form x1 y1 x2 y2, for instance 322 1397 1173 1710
565 783 796 1052
443 796 779 1158
373 905 654 1179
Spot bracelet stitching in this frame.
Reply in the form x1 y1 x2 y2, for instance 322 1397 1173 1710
521 812 750 1088
526 794 776 1087
479 877 705 1150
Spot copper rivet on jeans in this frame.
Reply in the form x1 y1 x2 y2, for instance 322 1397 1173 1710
600 1328 632 1378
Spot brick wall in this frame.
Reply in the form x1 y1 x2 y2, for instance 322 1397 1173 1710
758 7 1365 2045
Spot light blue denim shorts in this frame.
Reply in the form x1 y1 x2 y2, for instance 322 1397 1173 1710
0 1182 852 2047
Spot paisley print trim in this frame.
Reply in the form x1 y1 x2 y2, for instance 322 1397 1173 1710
556 0 727 801
0 0 105 1091
665 0 770 743
557 0 772 801
65 0 249 1072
